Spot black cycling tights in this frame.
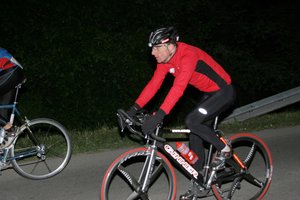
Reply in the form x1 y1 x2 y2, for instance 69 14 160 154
185 85 235 171
0 67 24 122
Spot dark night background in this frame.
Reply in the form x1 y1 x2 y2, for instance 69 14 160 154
0 0 299 129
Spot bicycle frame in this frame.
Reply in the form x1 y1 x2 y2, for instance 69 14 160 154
164 128 215 185
141 121 246 192
0 145 38 163
140 127 210 192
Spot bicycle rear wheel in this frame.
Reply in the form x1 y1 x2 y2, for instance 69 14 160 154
11 118 72 180
212 133 273 200
101 147 177 200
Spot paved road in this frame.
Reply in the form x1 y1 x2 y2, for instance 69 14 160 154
1 125 300 200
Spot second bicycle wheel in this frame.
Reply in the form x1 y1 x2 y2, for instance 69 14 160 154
101 147 177 200
11 118 72 180
212 133 273 200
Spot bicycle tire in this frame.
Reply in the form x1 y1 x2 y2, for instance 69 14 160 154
101 147 177 200
212 133 273 200
10 118 72 180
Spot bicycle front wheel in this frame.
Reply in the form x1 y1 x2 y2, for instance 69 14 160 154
212 133 273 200
11 118 72 180
101 147 177 200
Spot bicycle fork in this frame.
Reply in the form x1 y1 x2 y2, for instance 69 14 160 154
137 143 158 195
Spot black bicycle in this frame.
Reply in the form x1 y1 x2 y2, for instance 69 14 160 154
101 109 273 200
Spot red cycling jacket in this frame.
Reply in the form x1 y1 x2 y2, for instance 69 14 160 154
135 42 232 114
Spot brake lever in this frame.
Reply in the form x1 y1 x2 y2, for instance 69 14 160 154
117 109 166 141
116 113 125 132
125 118 133 126
117 109 142 126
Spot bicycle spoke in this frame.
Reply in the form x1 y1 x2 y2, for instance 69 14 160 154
101 148 177 200
126 191 150 200
16 156 51 174
29 161 39 174
149 162 164 186
243 172 264 188
42 160 52 173
228 177 243 199
16 159 43 167
126 191 140 200
138 153 151 183
118 165 141 191
44 140 66 150
139 193 150 200
44 150 66 159
243 143 256 168
44 145 68 160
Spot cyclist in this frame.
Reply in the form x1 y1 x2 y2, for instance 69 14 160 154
0 47 25 146
126 27 235 199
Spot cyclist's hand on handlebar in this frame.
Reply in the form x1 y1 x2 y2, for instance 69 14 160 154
142 109 166 135
126 103 141 118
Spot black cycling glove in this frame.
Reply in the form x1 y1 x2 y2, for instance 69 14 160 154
126 103 141 118
142 109 166 135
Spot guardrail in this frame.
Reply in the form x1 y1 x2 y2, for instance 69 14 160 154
223 86 300 123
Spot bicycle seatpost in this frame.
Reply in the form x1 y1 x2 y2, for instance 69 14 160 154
213 116 219 130
13 83 23 103
9 83 23 124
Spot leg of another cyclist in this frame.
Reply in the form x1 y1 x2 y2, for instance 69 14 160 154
0 90 15 125
0 67 25 129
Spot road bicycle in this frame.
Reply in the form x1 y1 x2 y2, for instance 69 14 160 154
101 109 273 199
0 80 72 180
